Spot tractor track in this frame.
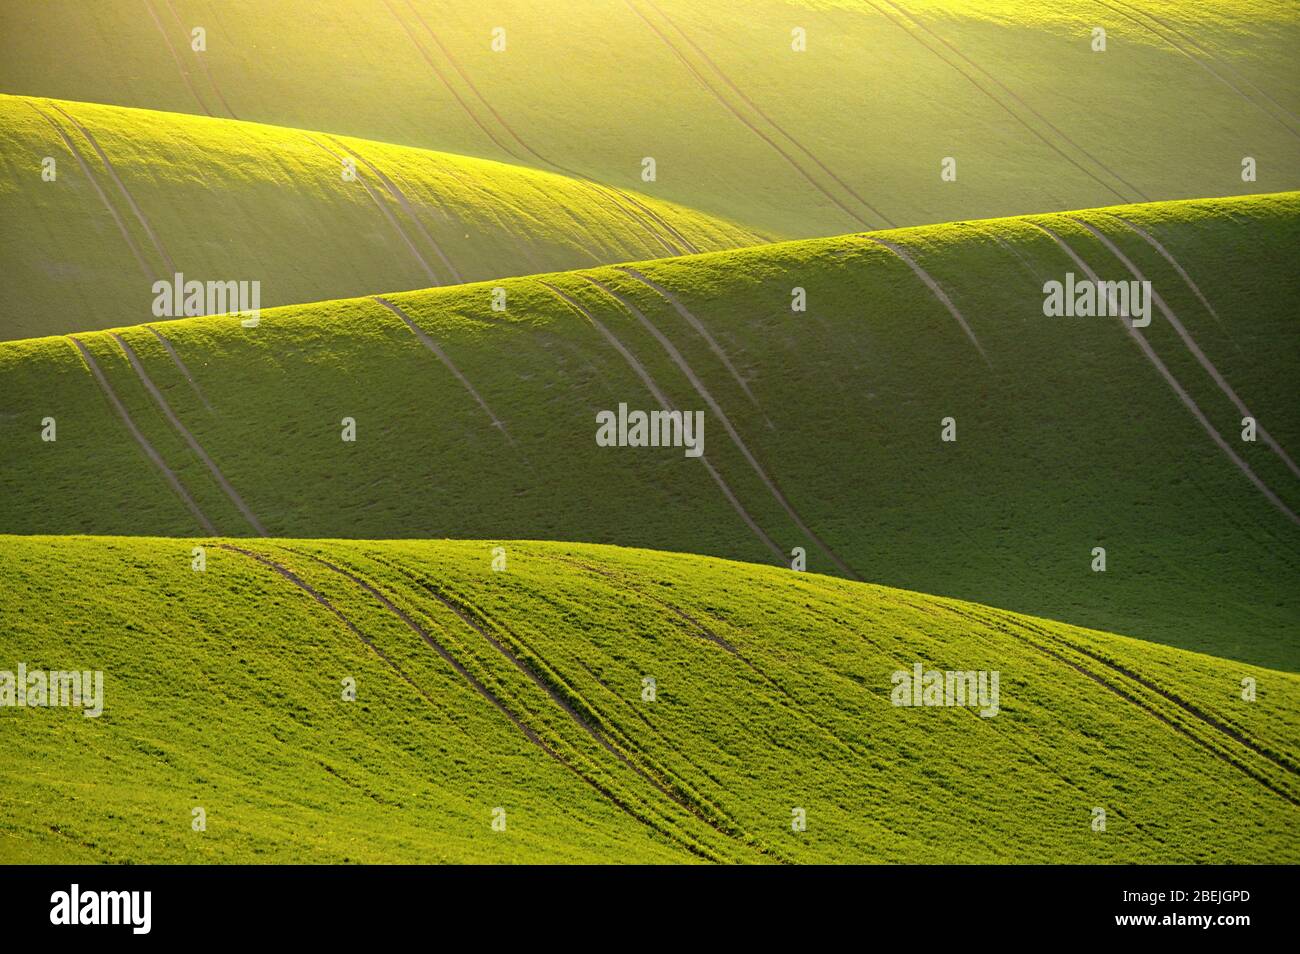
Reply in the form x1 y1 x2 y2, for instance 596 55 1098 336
146 326 213 413
932 597 1300 808
141 0 213 117
641 0 895 228
48 103 176 275
305 134 441 286
111 333 266 535
616 266 769 421
163 0 240 119
862 236 990 365
540 280 787 565
331 137 462 284
625 0 879 231
585 276 861 579
391 0 696 258
282 545 759 862
863 0 1142 203
66 335 216 534
1032 222 1298 526
29 103 154 282
372 297 513 444
1090 0 1299 140
1106 213 1237 346
355 548 769 854
1069 216 1300 482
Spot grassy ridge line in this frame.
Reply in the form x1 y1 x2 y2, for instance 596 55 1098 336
1 536 1296 863
0 93 767 340
0 0 1295 237
0 193 1296 667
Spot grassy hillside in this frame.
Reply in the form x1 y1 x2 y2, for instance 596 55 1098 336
1 0 1295 237
1 192 1296 668
0 93 764 340
1 535 1295 863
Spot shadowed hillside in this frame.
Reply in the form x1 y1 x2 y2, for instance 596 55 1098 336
2 193 1296 667
0 94 764 339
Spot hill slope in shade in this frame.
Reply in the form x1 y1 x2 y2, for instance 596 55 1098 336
1 536 1296 864
1 193 1297 668
0 94 764 340
0 0 1296 237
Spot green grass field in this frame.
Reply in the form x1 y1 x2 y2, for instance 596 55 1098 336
1 0 1296 868
1 0 1295 238
0 93 764 340
2 193 1296 669
2 536 1295 863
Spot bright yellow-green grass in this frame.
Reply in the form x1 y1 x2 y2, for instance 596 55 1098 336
0 0 1295 238
1 192 1296 669
0 93 765 340
1 536 1295 863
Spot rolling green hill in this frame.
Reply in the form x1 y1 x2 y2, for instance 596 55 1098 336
0 93 765 340
1 192 1296 668
1 535 1295 863
1 0 1296 237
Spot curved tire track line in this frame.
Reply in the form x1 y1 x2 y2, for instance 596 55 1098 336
542 550 884 773
397 0 691 256
372 297 513 444
29 104 154 283
381 0 527 161
625 0 878 231
288 546 736 862
1124 1 1300 128
874 0 1151 199
569 656 741 814
862 236 991 366
1092 0 1299 140
66 336 216 534
141 0 213 117
586 276 862 579
964 700 1172 848
855 590 1171 849
48 103 177 276
539 280 786 565
545 553 743 659
111 333 267 535
359 550 767 855
942 599 1300 808
864 0 1142 203
642 0 896 228
304 134 441 286
1033 223 1298 526
330 136 463 284
1106 213 1236 346
616 266 768 420
970 223 1050 283
395 0 693 258
146 326 213 413
402 1 700 256
1010 614 1300 778
1069 216 1300 483
162 0 240 120
213 544 449 716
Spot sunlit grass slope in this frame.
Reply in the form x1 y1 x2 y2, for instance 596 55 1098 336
0 93 764 340
1 536 1295 863
1 193 1297 668
0 0 1295 237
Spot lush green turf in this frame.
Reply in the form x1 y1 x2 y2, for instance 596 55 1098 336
1 192 1296 669
0 93 765 340
1 0 1295 239
1 535 1295 863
